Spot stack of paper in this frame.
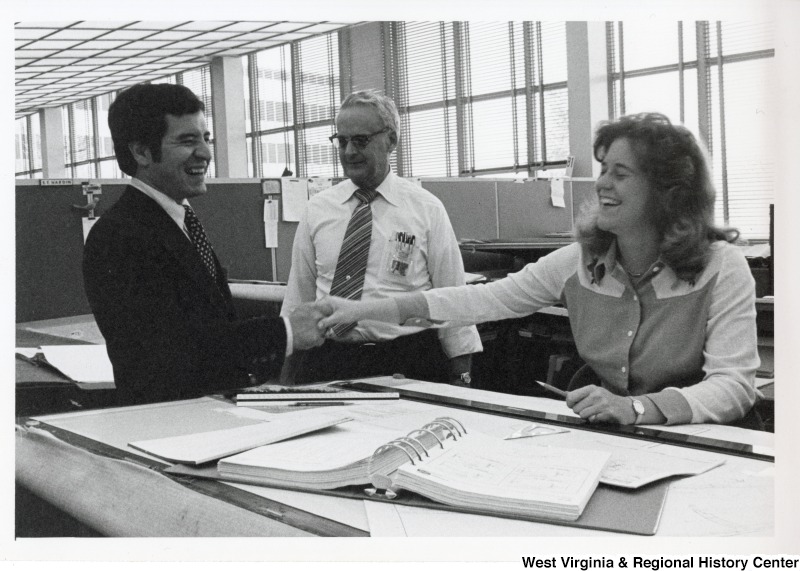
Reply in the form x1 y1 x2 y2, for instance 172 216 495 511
129 413 353 465
218 421 414 489
390 431 610 522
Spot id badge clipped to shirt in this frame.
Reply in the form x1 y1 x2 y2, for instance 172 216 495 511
384 231 416 278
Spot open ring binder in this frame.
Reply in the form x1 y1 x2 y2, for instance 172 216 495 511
169 414 672 533
362 416 611 522
367 416 464 477
366 416 466 498
204 414 614 522
160 408 686 534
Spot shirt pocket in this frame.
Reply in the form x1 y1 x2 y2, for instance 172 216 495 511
378 232 418 286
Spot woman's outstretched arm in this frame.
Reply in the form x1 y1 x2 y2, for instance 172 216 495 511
316 292 430 331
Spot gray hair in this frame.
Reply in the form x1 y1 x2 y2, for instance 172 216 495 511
339 90 401 145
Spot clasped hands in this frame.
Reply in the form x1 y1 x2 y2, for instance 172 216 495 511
286 296 365 350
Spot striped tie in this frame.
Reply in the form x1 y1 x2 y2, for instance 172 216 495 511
183 205 218 281
328 188 378 337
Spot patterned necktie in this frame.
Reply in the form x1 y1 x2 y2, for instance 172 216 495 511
183 205 218 281
328 188 379 337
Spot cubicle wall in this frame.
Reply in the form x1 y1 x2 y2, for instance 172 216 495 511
16 177 592 322
17 181 126 323
16 179 277 322
423 178 593 240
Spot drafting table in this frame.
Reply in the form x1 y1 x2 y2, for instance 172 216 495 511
15 377 776 540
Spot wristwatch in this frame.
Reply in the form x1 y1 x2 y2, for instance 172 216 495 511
452 372 472 386
630 397 645 424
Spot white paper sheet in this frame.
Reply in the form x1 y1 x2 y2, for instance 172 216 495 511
281 178 308 222
263 198 279 248
550 179 566 208
39 344 114 383
129 414 353 464
363 500 409 537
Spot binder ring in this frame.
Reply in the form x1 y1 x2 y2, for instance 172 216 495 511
398 433 429 457
389 438 424 463
405 428 441 452
423 420 458 441
437 417 467 436
373 439 421 466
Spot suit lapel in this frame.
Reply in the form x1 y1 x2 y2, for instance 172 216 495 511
121 187 230 306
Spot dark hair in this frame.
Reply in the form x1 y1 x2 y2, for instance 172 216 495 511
108 83 205 177
575 112 737 282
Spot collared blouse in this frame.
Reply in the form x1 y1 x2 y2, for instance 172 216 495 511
423 240 760 424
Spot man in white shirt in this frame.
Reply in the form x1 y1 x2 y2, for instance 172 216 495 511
281 90 482 384
83 83 324 404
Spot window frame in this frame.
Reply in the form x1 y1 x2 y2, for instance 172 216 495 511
606 20 775 240
386 21 571 179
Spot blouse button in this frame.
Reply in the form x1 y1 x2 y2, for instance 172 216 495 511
633 295 638 301
627 331 633 337
621 366 627 373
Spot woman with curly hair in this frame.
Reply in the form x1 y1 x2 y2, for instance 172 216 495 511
318 112 760 426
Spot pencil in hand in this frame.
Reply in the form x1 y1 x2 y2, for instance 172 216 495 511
535 380 568 399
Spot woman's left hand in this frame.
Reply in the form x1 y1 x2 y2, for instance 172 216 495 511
566 385 636 425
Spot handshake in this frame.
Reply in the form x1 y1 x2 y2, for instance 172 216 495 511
286 297 365 350
286 296 405 350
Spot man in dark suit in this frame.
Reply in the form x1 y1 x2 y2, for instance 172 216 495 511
83 83 324 405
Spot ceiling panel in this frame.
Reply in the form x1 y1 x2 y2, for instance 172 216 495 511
15 20 356 119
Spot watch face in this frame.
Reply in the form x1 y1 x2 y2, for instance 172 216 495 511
632 399 645 415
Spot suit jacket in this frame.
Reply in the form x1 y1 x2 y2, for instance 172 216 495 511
83 186 287 405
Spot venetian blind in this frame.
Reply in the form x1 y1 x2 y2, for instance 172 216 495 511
246 46 296 177
68 97 96 178
608 21 774 239
180 67 216 177
391 21 569 178
15 114 42 178
96 93 122 179
294 32 340 177
708 21 775 239
14 117 29 176
393 21 458 177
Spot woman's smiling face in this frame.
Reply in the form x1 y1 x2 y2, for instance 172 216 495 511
594 137 658 237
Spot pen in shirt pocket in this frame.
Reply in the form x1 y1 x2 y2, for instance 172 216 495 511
396 231 415 246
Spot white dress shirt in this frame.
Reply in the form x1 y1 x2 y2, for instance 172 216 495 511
129 178 293 355
281 171 481 359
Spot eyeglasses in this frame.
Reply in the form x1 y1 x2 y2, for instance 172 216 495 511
328 128 390 149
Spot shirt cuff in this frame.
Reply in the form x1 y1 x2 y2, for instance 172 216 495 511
437 326 483 359
282 316 293 357
648 389 692 425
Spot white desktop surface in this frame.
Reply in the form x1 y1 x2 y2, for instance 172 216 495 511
19 380 775 538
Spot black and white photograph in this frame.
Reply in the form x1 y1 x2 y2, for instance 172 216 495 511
6 0 799 567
